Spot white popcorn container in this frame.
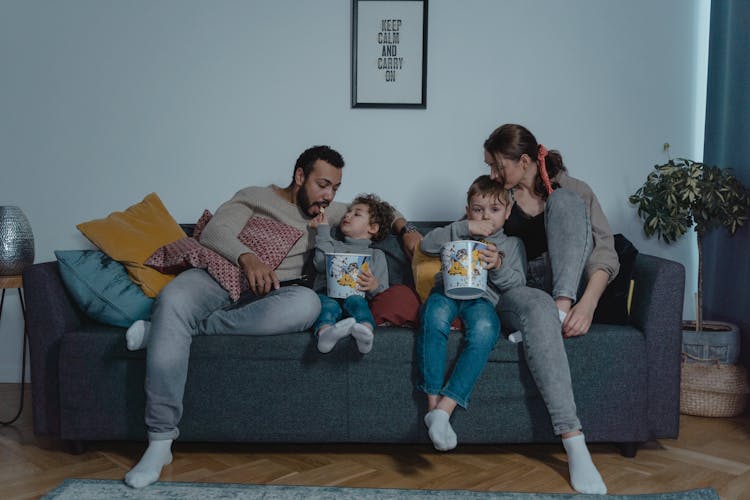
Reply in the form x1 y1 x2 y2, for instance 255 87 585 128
440 240 488 300
325 253 370 299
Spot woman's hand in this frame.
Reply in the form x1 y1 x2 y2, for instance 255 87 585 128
562 299 596 337
357 269 378 292
561 269 610 338
239 252 279 296
479 243 502 270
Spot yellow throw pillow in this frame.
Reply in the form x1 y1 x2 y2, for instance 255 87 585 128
77 193 187 297
411 246 442 302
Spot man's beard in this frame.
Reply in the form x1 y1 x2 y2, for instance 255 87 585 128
297 184 326 218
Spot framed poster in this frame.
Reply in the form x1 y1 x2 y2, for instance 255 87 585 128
351 0 428 108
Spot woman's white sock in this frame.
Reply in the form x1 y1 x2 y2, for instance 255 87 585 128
124 439 173 489
562 433 607 494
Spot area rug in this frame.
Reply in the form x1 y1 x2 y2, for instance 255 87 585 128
42 479 721 499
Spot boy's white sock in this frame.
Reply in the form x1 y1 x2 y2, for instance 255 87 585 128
124 439 173 489
424 409 457 451
351 323 374 354
562 433 607 494
317 317 355 353
126 320 151 351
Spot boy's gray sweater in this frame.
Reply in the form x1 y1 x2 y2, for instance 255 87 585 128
312 225 389 299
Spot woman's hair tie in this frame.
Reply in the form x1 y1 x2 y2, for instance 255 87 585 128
537 144 553 195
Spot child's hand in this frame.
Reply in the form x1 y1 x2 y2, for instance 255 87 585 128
308 211 329 229
357 269 378 292
479 243 502 270
468 220 494 238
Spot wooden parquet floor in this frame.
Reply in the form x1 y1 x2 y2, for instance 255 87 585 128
2 383 749 499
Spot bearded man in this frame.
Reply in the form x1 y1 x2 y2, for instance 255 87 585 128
124 145 419 489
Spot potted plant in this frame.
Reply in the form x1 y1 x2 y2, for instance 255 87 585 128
629 143 750 364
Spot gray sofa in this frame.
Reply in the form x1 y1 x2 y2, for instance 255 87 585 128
23 222 685 457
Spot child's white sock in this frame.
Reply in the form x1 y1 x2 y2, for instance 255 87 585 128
424 409 457 451
317 317 355 353
124 439 173 489
126 320 151 351
562 433 607 494
351 323 374 354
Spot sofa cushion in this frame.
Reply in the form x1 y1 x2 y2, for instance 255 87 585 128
411 246 441 302
55 250 153 327
76 192 187 298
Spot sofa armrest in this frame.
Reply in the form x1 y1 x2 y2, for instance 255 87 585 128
629 253 685 439
23 261 83 438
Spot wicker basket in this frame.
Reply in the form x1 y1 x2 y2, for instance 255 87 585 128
680 354 749 417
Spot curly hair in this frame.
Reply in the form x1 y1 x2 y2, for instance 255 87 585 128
350 193 396 242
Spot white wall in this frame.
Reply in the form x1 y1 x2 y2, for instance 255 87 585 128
0 0 709 382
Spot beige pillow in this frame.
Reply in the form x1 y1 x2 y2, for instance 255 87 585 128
77 193 187 297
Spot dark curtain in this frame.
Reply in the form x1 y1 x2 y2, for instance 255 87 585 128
702 0 750 369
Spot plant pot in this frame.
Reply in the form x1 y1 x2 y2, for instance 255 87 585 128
681 320 740 365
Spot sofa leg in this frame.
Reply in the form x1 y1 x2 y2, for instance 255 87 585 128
64 439 87 455
618 442 638 457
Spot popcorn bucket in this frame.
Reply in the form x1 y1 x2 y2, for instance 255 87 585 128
440 240 487 300
325 253 370 299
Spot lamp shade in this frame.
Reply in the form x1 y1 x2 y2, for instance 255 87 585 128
0 206 35 275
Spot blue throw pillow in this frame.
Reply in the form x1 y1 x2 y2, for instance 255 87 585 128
55 250 153 327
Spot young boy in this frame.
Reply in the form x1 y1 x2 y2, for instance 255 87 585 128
417 175 525 451
310 193 395 354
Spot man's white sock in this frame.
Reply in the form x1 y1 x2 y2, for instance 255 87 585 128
126 320 151 351
562 433 607 494
424 409 457 451
351 323 374 354
317 317 355 353
124 439 173 489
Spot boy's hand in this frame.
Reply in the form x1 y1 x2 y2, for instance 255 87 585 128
468 220 494 238
357 269 378 292
309 211 329 229
479 243 502 270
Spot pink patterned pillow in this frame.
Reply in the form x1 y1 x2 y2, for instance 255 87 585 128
145 237 247 300
145 213 304 301
238 216 304 269
191 209 213 241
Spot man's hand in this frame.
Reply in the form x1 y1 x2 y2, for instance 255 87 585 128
357 269 379 292
238 252 279 296
401 231 422 260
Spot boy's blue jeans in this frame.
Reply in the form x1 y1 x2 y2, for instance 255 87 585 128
314 293 374 333
416 291 500 409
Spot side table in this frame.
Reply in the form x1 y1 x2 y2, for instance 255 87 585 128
0 275 27 426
